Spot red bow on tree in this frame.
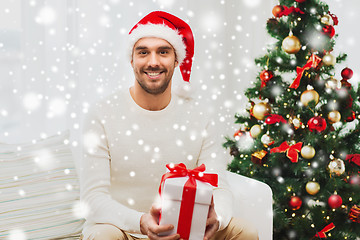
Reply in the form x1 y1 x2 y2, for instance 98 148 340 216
328 11 338 25
290 54 322 89
270 141 303 163
345 154 360 166
314 223 335 238
265 114 287 124
279 6 305 17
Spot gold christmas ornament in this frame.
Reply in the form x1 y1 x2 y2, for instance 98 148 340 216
300 89 319 106
252 102 272 120
301 145 316 159
306 181 320 195
328 110 341 124
325 77 341 90
320 14 333 25
289 116 302 130
292 118 302 129
282 34 301 54
328 158 345 176
250 125 262 138
323 53 336 66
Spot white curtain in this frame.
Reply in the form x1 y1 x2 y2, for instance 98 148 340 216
1 0 359 149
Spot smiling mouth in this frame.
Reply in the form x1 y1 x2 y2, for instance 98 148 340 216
145 71 164 79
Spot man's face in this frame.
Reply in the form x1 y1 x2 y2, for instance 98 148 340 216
131 37 178 95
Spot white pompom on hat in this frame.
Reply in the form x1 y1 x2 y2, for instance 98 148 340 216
128 11 194 82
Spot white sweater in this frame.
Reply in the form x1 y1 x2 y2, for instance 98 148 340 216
80 89 233 237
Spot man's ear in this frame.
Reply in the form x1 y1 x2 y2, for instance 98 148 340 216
175 60 179 67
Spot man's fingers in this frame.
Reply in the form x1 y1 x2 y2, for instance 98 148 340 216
147 231 180 240
149 224 174 234
203 223 218 240
206 216 217 226
150 204 161 217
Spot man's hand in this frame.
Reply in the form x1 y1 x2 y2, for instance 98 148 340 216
203 198 219 240
140 204 180 240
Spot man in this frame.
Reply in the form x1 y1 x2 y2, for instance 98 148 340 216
80 11 258 240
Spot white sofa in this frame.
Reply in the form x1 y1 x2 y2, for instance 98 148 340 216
0 132 272 239
227 171 273 240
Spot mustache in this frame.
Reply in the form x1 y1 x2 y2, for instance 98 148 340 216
143 67 166 72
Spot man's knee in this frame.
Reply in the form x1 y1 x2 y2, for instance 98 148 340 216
225 217 259 240
82 224 127 240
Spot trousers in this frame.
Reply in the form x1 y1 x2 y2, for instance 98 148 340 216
81 217 258 240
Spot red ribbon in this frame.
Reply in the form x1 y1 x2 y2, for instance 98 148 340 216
328 11 338 25
290 54 322 89
345 154 360 166
265 114 287 124
315 223 335 238
279 6 305 17
270 141 303 163
159 163 218 239
233 129 244 137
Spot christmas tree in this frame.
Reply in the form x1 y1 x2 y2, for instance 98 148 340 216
224 0 360 239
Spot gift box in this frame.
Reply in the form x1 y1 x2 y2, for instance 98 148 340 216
158 163 218 240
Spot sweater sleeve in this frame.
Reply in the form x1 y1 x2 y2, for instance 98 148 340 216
80 105 144 234
197 118 233 231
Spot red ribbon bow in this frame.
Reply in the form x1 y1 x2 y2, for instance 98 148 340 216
345 154 360 166
270 141 303 163
315 223 335 238
290 54 322 89
328 11 338 25
159 163 218 239
265 114 287 124
279 6 305 17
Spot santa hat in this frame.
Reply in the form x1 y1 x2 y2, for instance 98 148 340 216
128 11 194 82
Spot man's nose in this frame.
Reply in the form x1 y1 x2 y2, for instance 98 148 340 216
147 52 160 67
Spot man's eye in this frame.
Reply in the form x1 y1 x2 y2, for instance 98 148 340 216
139 51 147 55
160 51 168 54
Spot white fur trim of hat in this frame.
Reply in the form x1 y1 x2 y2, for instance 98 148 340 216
128 24 186 65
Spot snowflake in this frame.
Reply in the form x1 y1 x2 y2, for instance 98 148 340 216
35 6 57 26
242 0 261 8
23 92 41 111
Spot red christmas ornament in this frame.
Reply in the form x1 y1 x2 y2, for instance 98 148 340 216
289 196 302 210
295 0 306 2
323 25 335 38
341 67 353 80
272 5 284 18
260 70 274 89
328 194 342 209
308 116 327 133
260 69 274 81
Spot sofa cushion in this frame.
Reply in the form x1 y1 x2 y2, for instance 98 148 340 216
0 131 84 239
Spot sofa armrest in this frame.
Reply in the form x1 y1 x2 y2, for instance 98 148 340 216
226 171 273 240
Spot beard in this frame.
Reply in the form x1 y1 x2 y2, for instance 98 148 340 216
136 67 172 95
